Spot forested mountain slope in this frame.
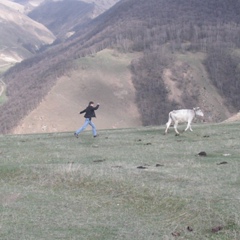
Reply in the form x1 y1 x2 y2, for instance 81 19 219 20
1 0 240 134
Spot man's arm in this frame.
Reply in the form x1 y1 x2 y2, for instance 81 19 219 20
93 103 100 110
80 108 86 114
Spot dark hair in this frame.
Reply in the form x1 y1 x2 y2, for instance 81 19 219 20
89 101 94 105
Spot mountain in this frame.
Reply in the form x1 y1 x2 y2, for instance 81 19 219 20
1 0 240 134
0 0 55 72
84 0 122 18
27 0 120 39
0 0 120 71
28 0 95 39
11 0 120 15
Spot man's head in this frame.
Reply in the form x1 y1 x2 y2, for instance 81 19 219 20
89 101 94 106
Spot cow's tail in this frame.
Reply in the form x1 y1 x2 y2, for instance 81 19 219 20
166 112 173 125
165 111 173 134
166 112 173 124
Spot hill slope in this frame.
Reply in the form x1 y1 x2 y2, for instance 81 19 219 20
13 49 142 134
1 0 240 134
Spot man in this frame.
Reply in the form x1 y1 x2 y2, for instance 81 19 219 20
74 101 100 138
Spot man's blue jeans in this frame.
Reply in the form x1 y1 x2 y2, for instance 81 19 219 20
75 118 97 136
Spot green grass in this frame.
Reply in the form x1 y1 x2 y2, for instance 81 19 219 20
76 49 140 77
0 78 7 104
0 123 240 239
0 92 7 104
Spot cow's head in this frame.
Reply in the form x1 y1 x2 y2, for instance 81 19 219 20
193 107 204 117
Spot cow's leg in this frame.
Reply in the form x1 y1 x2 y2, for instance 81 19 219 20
174 121 180 135
165 118 172 134
185 120 192 131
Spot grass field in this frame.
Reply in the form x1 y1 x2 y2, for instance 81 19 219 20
0 123 240 239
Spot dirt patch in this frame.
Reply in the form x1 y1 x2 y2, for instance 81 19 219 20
1 193 21 206
163 68 183 104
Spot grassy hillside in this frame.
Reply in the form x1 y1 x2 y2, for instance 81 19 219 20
1 123 240 239
0 79 7 104
13 49 141 134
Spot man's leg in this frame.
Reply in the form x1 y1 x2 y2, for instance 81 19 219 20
75 118 90 136
89 120 97 137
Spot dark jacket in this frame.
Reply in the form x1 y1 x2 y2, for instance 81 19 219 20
80 104 99 119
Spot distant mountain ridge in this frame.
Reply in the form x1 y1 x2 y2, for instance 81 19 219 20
28 1 94 39
0 0 55 70
27 0 120 39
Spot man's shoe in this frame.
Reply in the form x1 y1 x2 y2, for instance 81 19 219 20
74 133 78 138
93 134 98 138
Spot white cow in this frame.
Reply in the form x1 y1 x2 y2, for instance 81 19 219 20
165 107 204 135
